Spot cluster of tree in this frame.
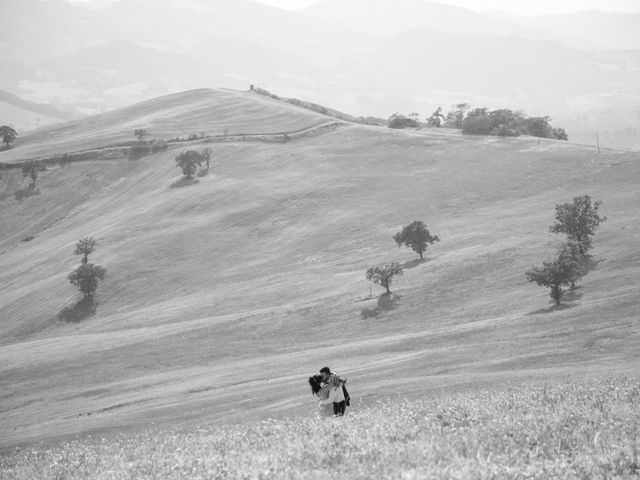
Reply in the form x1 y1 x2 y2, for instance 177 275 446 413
388 113 421 129
0 125 18 149
175 148 211 179
67 237 107 299
526 196 606 305
460 108 568 140
390 103 567 141
366 221 439 295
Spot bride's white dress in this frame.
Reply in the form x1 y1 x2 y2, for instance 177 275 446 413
315 385 334 418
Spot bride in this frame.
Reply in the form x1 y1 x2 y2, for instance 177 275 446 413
308 375 335 418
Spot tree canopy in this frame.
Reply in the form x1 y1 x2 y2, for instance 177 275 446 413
134 128 149 143
394 221 440 259
460 108 568 140
68 263 107 298
175 150 204 179
388 113 420 129
1 125 18 148
550 196 606 254
366 262 403 295
526 244 582 305
74 237 97 264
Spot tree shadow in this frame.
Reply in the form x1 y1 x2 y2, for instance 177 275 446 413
563 286 584 303
527 303 575 315
57 297 97 323
361 293 402 318
14 186 40 201
400 258 428 270
170 177 200 189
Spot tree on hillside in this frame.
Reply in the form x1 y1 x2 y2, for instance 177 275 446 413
175 150 204 179
427 107 445 128
550 195 606 255
74 236 97 264
0 125 18 148
68 263 107 299
394 221 440 259
366 262 403 295
525 245 581 305
134 128 148 143
22 160 46 189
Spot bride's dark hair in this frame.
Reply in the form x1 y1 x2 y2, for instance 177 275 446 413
308 375 323 395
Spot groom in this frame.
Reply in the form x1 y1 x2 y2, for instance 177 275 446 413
320 366 350 416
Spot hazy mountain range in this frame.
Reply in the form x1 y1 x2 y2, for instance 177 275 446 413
1 0 639 149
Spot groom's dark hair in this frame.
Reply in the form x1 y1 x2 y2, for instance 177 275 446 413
320 367 331 375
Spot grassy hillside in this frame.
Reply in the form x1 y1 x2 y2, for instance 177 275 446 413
0 88 328 164
0 100 639 448
2 377 639 478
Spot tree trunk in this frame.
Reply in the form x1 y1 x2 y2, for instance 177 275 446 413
552 284 561 305
419 251 423 259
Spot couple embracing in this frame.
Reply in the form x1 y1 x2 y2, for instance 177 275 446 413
308 366 351 418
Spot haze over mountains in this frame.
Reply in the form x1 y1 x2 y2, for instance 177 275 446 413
1 0 639 149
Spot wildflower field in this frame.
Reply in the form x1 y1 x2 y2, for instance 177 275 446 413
2 376 639 479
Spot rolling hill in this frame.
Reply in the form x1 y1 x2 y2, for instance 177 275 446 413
0 89 639 448
0 88 329 164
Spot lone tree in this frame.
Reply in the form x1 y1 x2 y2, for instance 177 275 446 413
175 150 204 179
526 244 581 305
0 125 18 148
134 128 148 143
22 160 46 189
68 263 107 298
394 221 440 259
74 236 97 264
550 195 606 255
366 262 403 295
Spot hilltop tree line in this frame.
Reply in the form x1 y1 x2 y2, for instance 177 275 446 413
388 104 568 141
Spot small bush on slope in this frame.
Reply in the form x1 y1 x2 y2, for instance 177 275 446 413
2 377 639 479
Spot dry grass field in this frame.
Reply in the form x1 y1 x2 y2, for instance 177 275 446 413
2 377 639 479
1 89 639 472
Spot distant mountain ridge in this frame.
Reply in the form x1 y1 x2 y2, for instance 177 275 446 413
0 0 638 148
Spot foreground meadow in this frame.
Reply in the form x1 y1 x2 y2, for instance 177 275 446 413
2 376 639 479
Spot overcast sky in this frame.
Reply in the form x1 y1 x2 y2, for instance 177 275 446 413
257 0 640 14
